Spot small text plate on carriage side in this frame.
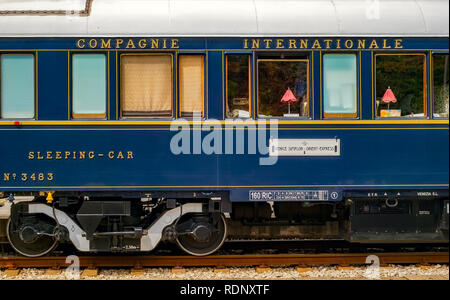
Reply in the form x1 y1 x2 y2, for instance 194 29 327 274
269 139 341 157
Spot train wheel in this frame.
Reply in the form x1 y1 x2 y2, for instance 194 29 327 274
176 213 227 256
6 216 58 257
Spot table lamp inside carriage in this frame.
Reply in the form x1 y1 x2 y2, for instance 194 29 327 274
380 86 401 117
281 87 298 116
281 77 307 118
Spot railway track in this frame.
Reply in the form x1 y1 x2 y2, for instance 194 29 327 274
1 252 448 270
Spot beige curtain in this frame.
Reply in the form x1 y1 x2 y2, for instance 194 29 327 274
121 55 172 117
179 55 204 117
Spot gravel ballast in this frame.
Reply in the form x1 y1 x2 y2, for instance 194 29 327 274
1 265 448 280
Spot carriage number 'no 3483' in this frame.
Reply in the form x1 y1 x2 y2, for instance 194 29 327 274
3 172 54 182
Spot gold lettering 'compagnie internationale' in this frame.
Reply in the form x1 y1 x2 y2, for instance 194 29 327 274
76 38 403 50
28 151 134 160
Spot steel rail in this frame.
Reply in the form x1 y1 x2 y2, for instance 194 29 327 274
0 252 448 269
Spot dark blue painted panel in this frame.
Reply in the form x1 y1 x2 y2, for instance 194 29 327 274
37 51 68 120
0 127 448 198
109 51 117 120
312 51 321 120
360 51 373 120
207 51 223 120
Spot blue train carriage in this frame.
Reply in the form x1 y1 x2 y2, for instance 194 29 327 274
0 0 448 257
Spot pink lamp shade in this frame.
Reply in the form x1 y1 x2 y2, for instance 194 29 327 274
281 88 298 103
382 87 397 103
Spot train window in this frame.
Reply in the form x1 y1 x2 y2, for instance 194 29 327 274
323 54 357 118
179 55 204 118
375 54 426 118
226 55 251 118
0 54 34 119
258 59 309 118
120 54 173 118
432 54 449 118
72 54 106 119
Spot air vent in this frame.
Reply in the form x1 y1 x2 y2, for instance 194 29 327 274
0 0 92 16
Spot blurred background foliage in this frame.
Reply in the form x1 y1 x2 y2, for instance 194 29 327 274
376 55 424 116
258 61 308 117
433 54 449 117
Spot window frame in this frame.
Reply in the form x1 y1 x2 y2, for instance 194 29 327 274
374 52 427 119
256 57 310 119
119 52 175 119
177 53 206 119
0 52 36 120
322 53 359 119
431 51 449 119
225 54 252 119
70 52 108 120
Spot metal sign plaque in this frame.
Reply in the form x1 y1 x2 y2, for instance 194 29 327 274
249 190 341 201
269 139 340 157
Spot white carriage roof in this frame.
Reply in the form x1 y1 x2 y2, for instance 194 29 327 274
0 0 448 37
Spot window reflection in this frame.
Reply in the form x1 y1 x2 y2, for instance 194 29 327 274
0 54 35 119
375 54 426 118
323 54 357 118
227 55 250 118
258 59 309 118
72 54 106 119
433 54 449 118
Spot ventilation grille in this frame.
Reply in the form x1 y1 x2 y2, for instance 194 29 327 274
0 0 92 16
